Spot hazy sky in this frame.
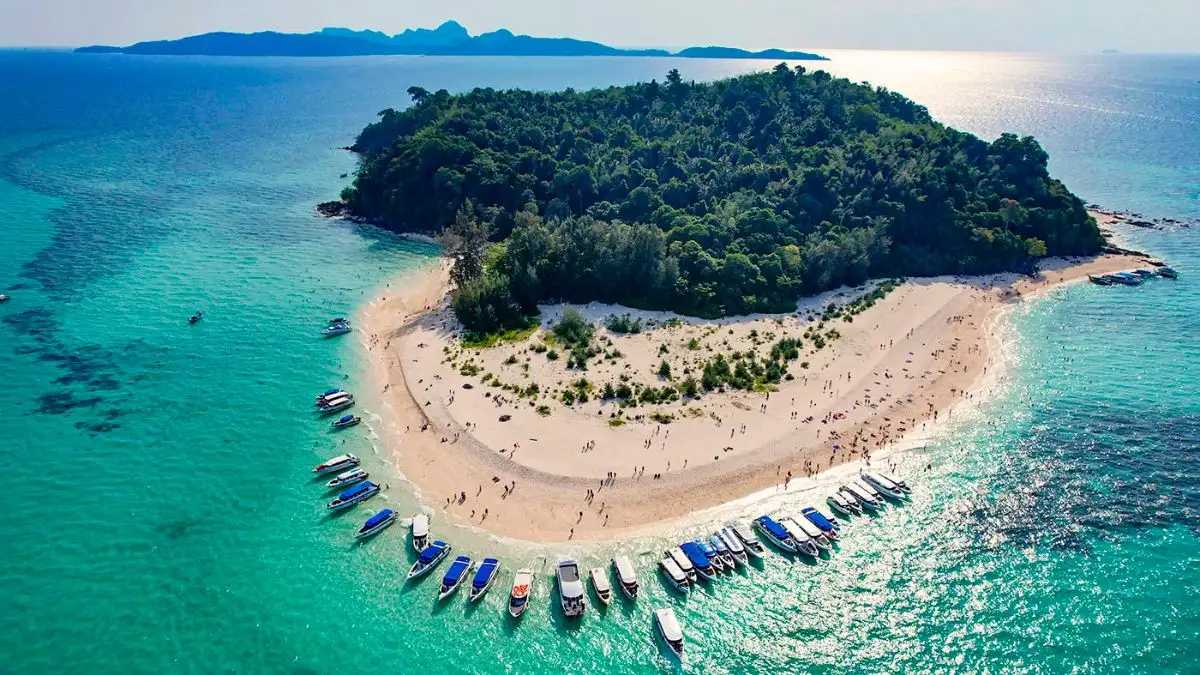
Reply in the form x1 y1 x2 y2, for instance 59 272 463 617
2 0 1197 52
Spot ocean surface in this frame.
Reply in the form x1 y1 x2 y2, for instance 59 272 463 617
0 50 1196 673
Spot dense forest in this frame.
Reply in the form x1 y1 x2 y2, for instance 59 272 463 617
341 65 1104 333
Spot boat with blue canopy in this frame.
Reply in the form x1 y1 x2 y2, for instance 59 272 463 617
709 534 737 568
354 509 397 539
752 515 798 553
801 506 840 539
469 558 501 603
679 542 717 581
407 540 451 579
439 555 472 600
325 481 379 511
694 538 725 573
331 414 361 430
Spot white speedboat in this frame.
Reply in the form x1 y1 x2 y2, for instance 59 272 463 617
315 392 352 408
354 509 397 539
666 547 698 583
469 557 501 603
557 560 586 617
863 472 908 499
589 567 612 606
410 513 429 552
878 471 912 494
325 467 368 489
842 483 884 511
311 453 359 475
322 322 352 337
439 555 472 600
325 481 380 511
853 477 887 503
655 608 684 660
318 398 354 415
716 527 749 565
827 491 861 516
752 516 798 553
778 517 823 557
407 540 450 579
709 534 738 568
508 568 535 618
658 557 690 593
728 521 767 559
801 506 840 540
612 555 639 601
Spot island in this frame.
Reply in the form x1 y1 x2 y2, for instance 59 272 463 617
342 66 1147 541
75 20 828 60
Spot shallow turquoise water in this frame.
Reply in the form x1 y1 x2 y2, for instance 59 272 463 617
0 51 1197 673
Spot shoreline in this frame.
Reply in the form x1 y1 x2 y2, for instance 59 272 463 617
357 248 1151 545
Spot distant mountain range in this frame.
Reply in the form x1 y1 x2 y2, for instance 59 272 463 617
75 20 827 60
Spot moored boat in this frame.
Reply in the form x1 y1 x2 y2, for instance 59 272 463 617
801 506 840 539
1133 268 1157 278
556 560 587 617
331 414 361 430
1088 274 1112 286
709 534 737 569
312 453 359 475
779 516 826 556
666 547 698 583
862 472 907 499
658 557 690 593
853 477 887 503
716 527 749 565
728 521 767 559
679 541 718 581
828 491 861 516
655 608 685 660
317 398 354 415
407 539 450 579
694 538 725 573
410 513 429 552
188 311 203 324
315 389 350 405
325 467 368 489
467 557 501 603
612 555 639 600
843 482 884 511
1158 266 1178 279
325 481 380 511
322 320 352 337
508 568 535 618
589 567 612 606
878 471 912 494
354 509 397 539
439 555 472 600
752 515 798 553
1111 272 1143 286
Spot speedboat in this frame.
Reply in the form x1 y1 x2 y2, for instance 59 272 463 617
589 567 613 606
331 414 361 430
312 453 359 475
0 294 9 302
1158 266 1178 279
658 557 690 593
716 527 749 565
1088 275 1112 286
407 540 451 579
508 568 535 618
612 555 639 600
556 560 587 617
679 542 717 581
862 472 908 499
1111 272 1143 286
328 317 349 325
469 557 501 603
410 513 429 552
1133 269 1157 278
728 521 767 559
325 467 368 489
878 471 912 494
843 482 884 511
752 515 798 553
325 481 380 511
827 491 861 516
853 477 887 504
710 533 738 568
666 547 698 583
188 311 203 324
315 389 349 405
354 509 397 539
779 517 826 556
694 538 725 573
318 398 354 415
322 321 352 337
801 506 840 539
655 608 685 660
439 555 472 600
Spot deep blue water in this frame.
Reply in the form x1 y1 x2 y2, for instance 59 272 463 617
0 50 1197 673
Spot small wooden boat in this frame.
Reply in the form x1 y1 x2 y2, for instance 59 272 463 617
655 608 684 660
589 567 612 606
325 467 368 489
612 554 639 600
407 540 450 579
331 414 361 430
658 557 690 593
508 568 535 618
438 555 472 600
312 453 359 475
556 560 586 617
469 558 501 603
325 481 379 511
410 513 429 552
354 509 397 539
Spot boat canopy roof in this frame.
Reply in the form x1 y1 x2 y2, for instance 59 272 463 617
473 559 499 585
321 454 354 466
556 560 581 583
695 538 716 555
335 468 365 479
679 542 710 568
418 540 447 562
661 558 686 581
803 507 836 530
590 568 612 592
656 609 683 641
865 472 899 489
613 555 637 583
443 556 471 583
363 509 394 528
412 514 429 537
338 482 375 500
758 516 790 540
337 415 355 423
321 388 342 396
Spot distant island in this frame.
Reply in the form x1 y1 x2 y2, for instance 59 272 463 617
75 20 828 60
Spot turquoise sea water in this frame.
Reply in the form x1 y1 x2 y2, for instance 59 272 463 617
0 51 1197 673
